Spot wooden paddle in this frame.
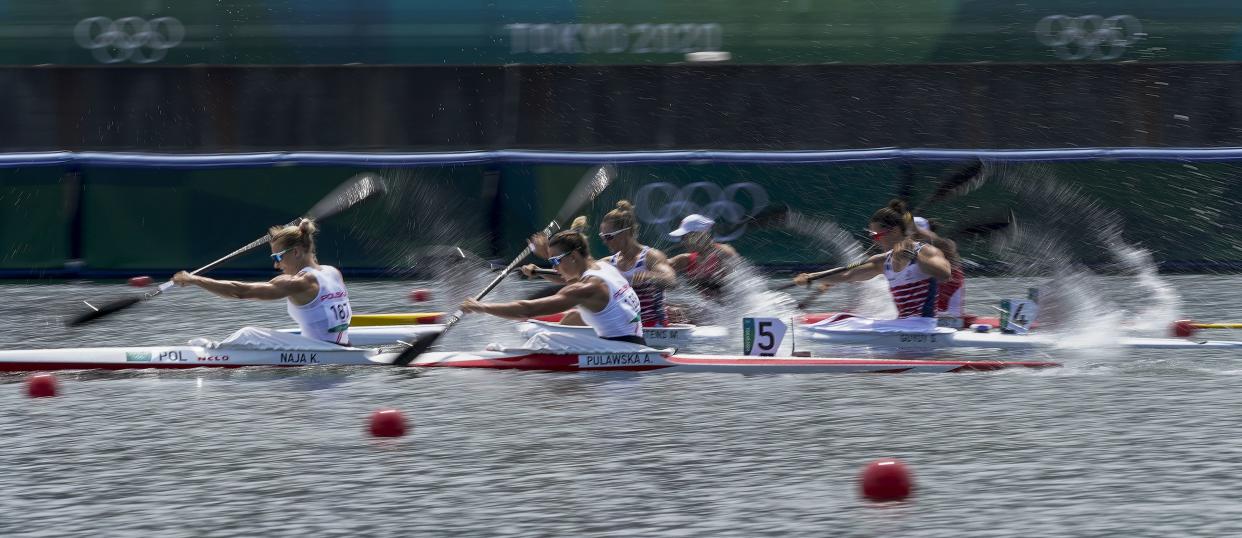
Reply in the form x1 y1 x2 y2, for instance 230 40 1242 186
66 173 387 327
390 164 617 366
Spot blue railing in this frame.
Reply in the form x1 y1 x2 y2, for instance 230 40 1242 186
6 147 1242 168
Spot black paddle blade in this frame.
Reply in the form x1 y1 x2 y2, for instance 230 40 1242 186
950 210 1017 240
65 296 143 327
391 331 442 366
921 159 986 209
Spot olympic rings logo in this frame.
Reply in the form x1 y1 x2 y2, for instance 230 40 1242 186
633 182 769 242
1035 15 1145 61
74 16 185 64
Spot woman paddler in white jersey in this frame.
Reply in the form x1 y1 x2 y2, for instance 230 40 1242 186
792 200 952 328
172 218 353 345
464 217 646 345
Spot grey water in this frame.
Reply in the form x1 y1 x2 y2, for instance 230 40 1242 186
2 275 1241 537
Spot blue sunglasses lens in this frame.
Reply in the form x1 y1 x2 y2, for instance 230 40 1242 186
548 253 567 266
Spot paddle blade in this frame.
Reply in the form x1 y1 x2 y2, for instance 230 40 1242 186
306 172 387 221
950 210 1016 239
554 164 617 224
391 331 442 366
920 159 986 209
65 296 143 327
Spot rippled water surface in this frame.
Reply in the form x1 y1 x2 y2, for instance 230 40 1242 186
3 275 1242 537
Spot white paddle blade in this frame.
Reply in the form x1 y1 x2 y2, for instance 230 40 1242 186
306 172 387 221
554 164 617 224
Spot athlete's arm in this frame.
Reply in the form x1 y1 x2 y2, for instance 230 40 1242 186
793 253 885 286
635 249 678 289
667 252 691 272
173 271 313 301
461 280 606 319
913 244 953 281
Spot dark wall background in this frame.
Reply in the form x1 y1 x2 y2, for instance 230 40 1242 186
0 64 1238 152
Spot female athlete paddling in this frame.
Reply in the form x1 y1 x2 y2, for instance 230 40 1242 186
467 217 646 345
172 218 353 345
666 214 739 301
596 200 678 326
793 200 952 320
913 216 967 324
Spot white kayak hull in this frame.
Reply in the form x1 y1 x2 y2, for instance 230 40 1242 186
0 345 384 371
0 345 1056 373
806 327 1242 350
517 320 699 347
406 351 1058 373
278 324 442 347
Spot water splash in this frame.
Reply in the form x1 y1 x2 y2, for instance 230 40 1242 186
986 162 1182 347
783 211 895 318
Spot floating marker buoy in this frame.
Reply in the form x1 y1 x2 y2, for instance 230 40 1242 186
408 289 432 303
1171 319 1198 338
25 373 59 398
369 409 408 438
860 458 913 502
128 276 154 287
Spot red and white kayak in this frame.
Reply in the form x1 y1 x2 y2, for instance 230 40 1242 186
516 319 702 347
0 345 1057 373
404 351 1058 373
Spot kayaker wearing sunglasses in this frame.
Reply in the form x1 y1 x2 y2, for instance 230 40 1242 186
793 199 952 320
595 200 678 327
172 218 353 345
465 217 646 345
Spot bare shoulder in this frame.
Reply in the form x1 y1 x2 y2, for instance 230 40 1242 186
645 247 671 264
559 278 605 299
917 243 946 259
270 272 315 292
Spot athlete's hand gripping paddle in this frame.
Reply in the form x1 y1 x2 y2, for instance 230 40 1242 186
390 164 617 367
66 173 386 327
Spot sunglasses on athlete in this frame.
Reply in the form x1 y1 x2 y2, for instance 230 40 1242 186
270 247 293 262
599 227 631 241
547 251 570 267
868 228 892 240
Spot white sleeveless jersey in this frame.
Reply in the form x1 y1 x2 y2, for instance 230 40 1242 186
577 262 643 338
883 243 939 319
286 265 352 345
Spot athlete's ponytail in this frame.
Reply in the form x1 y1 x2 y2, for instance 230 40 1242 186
869 199 912 234
603 200 638 232
549 215 591 257
270 217 319 256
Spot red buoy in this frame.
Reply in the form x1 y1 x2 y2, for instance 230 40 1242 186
128 275 154 287
369 409 408 438
1171 319 1198 338
860 458 913 502
25 373 59 398
408 289 432 303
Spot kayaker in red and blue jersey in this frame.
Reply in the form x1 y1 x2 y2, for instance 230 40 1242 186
913 216 967 325
465 217 647 345
597 200 678 327
792 200 952 320
667 214 739 301
172 218 353 345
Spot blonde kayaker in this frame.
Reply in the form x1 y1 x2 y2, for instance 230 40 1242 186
172 218 353 345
